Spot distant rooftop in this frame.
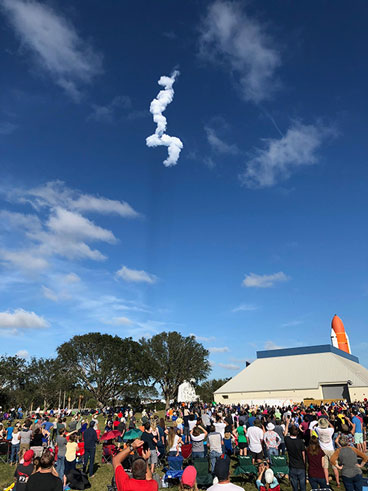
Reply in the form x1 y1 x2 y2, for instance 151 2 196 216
256 344 359 363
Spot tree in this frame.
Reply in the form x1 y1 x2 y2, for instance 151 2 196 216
140 332 210 409
0 355 27 407
56 333 146 406
197 378 230 403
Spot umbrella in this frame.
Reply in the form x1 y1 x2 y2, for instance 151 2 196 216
122 429 142 441
100 430 121 441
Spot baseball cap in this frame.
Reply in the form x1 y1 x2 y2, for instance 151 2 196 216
23 449 34 465
181 466 197 487
214 456 230 481
265 469 275 484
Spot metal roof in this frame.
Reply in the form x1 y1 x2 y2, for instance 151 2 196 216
256 345 359 363
215 350 368 394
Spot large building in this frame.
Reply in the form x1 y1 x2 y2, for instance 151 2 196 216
214 345 368 405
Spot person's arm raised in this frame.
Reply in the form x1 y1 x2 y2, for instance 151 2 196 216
112 439 143 471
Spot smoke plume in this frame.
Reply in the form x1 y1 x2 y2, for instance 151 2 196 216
146 70 183 166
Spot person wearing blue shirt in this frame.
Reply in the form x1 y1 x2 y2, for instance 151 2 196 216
6 423 14 441
351 410 364 452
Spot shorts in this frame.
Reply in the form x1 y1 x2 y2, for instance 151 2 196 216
238 442 247 450
149 449 158 465
355 433 363 444
249 449 263 461
323 449 335 469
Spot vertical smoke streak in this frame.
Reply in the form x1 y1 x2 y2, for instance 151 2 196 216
146 70 183 167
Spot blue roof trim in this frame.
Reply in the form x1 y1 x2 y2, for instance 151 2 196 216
256 345 359 363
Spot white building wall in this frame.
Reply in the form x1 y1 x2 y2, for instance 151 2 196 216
214 387 322 405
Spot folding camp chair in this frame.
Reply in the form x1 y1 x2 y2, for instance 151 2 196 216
270 455 289 477
233 456 257 477
181 443 192 460
164 456 184 484
102 445 113 464
193 457 213 488
0 441 9 463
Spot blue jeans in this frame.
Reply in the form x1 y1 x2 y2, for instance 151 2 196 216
267 447 279 460
83 447 96 477
342 474 362 491
192 451 204 459
10 443 19 463
290 467 306 491
309 477 328 489
210 451 222 472
56 455 65 478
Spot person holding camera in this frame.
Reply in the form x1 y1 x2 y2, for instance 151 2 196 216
113 439 158 491
141 422 158 474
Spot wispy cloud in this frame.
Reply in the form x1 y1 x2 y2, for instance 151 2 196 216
64 273 80 284
0 121 17 135
199 0 281 103
205 126 239 155
218 362 240 370
0 308 49 329
116 266 157 284
146 71 183 166
264 340 284 350
240 121 336 188
190 333 216 342
231 303 258 313
0 181 139 272
9 180 140 218
88 96 132 123
208 346 230 353
282 320 303 328
242 272 289 288
1 0 102 101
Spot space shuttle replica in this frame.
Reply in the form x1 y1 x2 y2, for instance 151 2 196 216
331 314 351 354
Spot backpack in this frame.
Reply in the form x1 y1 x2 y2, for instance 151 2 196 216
66 469 91 490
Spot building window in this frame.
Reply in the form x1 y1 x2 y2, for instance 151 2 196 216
222 395 228 399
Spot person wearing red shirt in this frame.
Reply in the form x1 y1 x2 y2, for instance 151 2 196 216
113 439 158 491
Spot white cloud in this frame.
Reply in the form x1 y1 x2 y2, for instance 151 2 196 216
146 71 183 166
47 207 116 244
282 320 303 328
14 180 139 218
116 266 157 284
0 182 139 272
205 126 239 155
16 349 29 359
231 303 258 313
0 308 49 329
199 0 281 103
240 122 335 188
42 285 58 302
64 272 80 284
218 362 240 370
1 0 102 100
0 249 49 272
242 272 289 288
208 346 230 353
264 340 284 350
190 333 216 342
112 316 134 326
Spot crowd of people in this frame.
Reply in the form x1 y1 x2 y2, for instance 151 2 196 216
1 401 368 491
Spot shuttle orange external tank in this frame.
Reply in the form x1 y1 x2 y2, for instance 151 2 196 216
331 315 351 354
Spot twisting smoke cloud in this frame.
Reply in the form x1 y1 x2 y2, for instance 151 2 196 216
146 70 183 166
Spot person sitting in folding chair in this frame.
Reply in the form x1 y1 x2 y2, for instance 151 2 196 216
256 463 280 491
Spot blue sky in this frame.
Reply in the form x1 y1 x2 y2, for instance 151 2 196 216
0 0 367 378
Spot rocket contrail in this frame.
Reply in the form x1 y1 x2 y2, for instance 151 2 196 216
146 70 183 167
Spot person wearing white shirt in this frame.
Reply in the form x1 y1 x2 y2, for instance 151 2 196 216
246 420 264 463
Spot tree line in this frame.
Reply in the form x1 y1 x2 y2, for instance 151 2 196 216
0 331 227 409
